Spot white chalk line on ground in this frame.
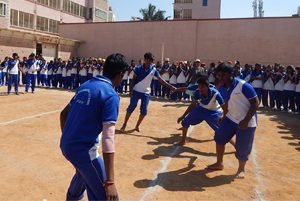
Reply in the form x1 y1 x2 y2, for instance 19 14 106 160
139 126 195 201
251 145 265 201
0 110 61 126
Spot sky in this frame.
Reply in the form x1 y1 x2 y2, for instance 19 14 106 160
108 0 300 21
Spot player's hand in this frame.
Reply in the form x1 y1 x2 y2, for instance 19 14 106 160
129 91 133 98
170 89 176 94
7 74 10 80
185 82 188 86
217 116 224 125
177 116 184 124
238 119 248 130
105 184 118 201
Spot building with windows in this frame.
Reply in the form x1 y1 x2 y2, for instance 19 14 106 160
0 0 109 61
173 0 220 19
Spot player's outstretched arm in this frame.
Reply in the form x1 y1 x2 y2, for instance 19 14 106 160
60 104 70 132
157 76 176 90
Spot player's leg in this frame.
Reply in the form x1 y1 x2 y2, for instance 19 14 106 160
25 74 31 93
120 91 140 132
174 108 203 146
234 126 256 179
31 74 37 93
66 169 86 201
13 75 19 94
135 92 150 132
207 117 235 170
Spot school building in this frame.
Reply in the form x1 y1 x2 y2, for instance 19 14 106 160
0 0 109 61
173 0 221 19
59 17 300 67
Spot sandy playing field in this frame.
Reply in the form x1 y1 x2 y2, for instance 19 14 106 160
0 86 299 201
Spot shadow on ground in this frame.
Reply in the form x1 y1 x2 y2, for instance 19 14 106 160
134 165 235 192
257 107 300 152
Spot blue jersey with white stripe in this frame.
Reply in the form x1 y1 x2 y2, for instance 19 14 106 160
219 78 258 127
60 76 120 161
133 63 159 93
193 87 224 113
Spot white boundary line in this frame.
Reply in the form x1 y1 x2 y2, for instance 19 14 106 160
251 145 265 201
140 126 195 201
0 110 61 126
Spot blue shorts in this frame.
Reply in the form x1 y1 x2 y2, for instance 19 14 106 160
66 156 119 201
214 116 256 161
127 90 150 116
181 107 221 131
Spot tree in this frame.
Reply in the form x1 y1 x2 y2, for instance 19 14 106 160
131 4 170 21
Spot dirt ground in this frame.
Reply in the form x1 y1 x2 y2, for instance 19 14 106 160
0 86 300 201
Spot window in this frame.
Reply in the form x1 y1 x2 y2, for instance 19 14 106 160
203 0 208 6
37 15 59 33
174 0 192 3
0 3 6 16
174 9 192 19
10 9 34 29
63 0 87 18
95 8 107 20
37 0 61 9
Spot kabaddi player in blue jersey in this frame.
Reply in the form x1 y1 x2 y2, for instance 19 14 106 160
120 52 176 133
207 62 259 179
174 76 231 146
60 53 130 201
7 53 22 95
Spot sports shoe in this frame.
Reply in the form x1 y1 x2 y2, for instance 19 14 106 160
263 106 268 109
281 110 288 113
176 99 180 102
291 112 296 115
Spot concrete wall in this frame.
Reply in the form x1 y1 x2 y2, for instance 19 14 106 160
59 17 300 67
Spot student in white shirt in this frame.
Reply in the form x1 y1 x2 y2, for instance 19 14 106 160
40 59 48 87
282 65 296 114
24 53 40 93
262 65 275 109
273 66 285 111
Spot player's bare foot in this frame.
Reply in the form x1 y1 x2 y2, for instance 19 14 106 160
135 126 142 132
235 169 245 179
24 91 28 94
173 140 186 146
16 93 19 95
120 124 126 133
176 127 183 131
206 162 224 170
32 91 35 94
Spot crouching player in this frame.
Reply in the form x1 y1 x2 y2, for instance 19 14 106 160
175 75 234 146
207 62 259 179
60 53 130 201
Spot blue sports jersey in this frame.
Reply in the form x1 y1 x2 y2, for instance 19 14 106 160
234 71 243 79
187 83 216 91
133 63 159 93
193 87 224 113
273 72 285 85
60 75 120 162
219 78 257 127
8 59 19 74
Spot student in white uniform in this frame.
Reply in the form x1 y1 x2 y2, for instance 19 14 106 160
7 53 21 95
251 63 264 103
169 62 178 100
25 53 40 93
66 59 72 89
61 60 67 88
47 60 53 87
176 61 188 101
262 65 275 109
40 59 48 87
282 65 296 114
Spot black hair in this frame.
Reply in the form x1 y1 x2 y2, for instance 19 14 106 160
197 77 209 87
245 64 249 68
29 53 35 57
23 57 27 59
131 60 135 62
210 62 216 67
254 63 262 74
13 53 18 57
144 52 154 61
286 65 295 74
216 62 233 74
196 71 208 79
103 53 130 79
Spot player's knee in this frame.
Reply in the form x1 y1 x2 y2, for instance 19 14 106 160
181 120 190 128
140 108 147 116
214 130 228 146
